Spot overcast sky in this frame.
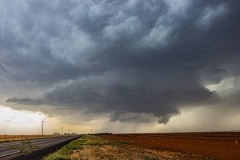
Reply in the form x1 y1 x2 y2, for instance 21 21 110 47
0 0 240 134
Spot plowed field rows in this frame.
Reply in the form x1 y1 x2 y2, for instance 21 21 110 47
99 132 240 160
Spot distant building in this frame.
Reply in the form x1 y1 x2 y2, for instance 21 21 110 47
53 132 60 135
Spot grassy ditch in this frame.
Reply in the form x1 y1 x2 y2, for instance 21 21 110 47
43 135 128 160
43 136 86 160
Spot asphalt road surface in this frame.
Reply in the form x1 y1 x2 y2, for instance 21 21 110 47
0 135 81 160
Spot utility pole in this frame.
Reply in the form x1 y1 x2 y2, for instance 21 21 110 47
41 121 44 136
62 127 64 135
68 129 70 134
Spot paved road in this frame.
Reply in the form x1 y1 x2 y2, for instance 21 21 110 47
0 135 81 160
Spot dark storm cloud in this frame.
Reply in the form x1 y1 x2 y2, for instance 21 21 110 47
6 97 43 105
2 0 240 123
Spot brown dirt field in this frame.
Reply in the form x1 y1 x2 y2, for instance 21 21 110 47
0 135 55 142
99 132 240 160
69 135 204 160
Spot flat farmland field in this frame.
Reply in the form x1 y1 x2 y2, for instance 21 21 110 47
99 132 240 160
0 135 55 142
